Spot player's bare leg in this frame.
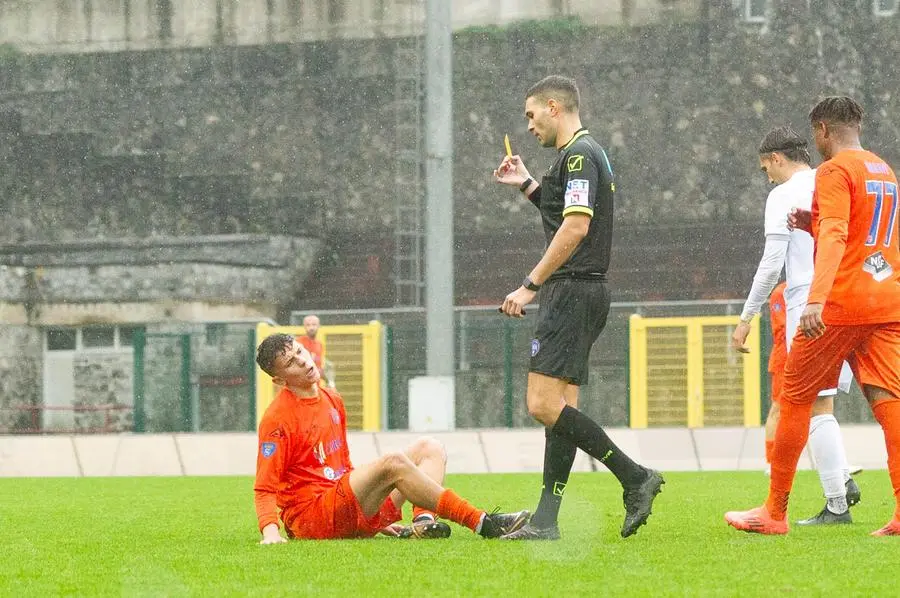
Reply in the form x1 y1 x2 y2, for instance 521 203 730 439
388 437 452 539
348 452 528 538
866 386 900 536
512 372 663 539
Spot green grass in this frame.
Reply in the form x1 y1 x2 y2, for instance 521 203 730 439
0 471 897 597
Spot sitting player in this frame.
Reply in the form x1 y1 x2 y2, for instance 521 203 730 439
254 333 530 543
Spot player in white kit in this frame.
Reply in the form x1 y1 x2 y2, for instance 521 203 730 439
732 126 860 525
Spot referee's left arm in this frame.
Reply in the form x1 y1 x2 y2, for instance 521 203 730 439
527 214 589 285
527 151 598 285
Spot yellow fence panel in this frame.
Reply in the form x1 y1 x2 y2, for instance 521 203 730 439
629 315 760 428
254 322 383 431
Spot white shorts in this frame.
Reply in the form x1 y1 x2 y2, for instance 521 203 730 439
786 304 853 395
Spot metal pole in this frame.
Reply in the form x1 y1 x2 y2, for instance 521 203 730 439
503 319 513 428
424 0 454 377
133 328 146 433
247 329 257 431
180 334 192 432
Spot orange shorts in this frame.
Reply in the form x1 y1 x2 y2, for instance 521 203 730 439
784 322 900 404
282 476 402 540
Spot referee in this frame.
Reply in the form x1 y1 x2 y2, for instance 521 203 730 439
493 76 663 540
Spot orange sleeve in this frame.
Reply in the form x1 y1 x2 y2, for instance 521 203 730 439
808 219 849 306
814 164 853 223
809 165 852 305
254 416 287 532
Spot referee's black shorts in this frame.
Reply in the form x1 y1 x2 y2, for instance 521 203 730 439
529 278 610 386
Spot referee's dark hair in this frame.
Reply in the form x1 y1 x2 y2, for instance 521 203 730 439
809 96 864 128
526 76 580 113
256 333 294 377
758 125 811 165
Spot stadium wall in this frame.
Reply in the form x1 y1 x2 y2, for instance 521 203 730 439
0 426 888 477
1 5 898 306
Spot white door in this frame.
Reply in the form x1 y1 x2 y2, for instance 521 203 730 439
42 352 75 432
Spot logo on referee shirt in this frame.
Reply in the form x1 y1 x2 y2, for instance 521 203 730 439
261 442 276 458
566 155 584 173
531 339 541 357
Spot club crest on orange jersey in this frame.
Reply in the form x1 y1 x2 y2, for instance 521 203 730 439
261 442 276 458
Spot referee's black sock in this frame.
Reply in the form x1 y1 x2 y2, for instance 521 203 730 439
552 404 645 486
531 427 576 528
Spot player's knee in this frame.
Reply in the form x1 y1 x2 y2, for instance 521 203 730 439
410 436 446 464
380 451 413 478
525 399 555 426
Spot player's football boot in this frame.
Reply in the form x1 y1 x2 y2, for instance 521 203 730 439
870 518 900 537
796 506 852 526
724 505 789 535
845 477 861 507
621 468 665 538
478 509 531 538
499 522 561 541
397 520 452 539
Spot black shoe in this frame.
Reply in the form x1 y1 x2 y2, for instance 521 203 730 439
846 478 861 507
397 520 452 539
499 522 561 540
796 506 852 526
621 468 665 538
478 510 531 539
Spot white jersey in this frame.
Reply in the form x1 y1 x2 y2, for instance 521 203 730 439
763 169 816 310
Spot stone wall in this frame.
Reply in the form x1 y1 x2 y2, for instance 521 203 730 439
2 5 898 305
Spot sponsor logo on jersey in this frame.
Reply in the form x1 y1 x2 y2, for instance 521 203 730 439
314 441 326 464
261 442 277 458
565 179 591 209
864 250 893 282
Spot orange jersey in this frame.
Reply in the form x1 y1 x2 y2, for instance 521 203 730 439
254 386 352 531
768 282 787 374
810 149 900 324
297 336 324 371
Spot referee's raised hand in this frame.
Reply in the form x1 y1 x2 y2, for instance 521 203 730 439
493 155 532 187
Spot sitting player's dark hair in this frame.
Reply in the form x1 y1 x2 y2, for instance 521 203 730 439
256 333 294 376
526 75 580 112
808 96 864 127
758 125 810 165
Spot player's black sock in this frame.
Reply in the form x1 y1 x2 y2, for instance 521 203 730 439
531 427 576 528
552 404 645 486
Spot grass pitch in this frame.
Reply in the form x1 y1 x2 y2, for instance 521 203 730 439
1 471 896 597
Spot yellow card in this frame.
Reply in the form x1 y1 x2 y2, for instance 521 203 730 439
504 134 512 158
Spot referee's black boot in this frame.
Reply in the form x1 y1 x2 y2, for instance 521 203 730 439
499 522 561 541
621 468 665 538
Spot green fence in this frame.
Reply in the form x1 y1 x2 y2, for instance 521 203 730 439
291 301 780 430
133 328 257 433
